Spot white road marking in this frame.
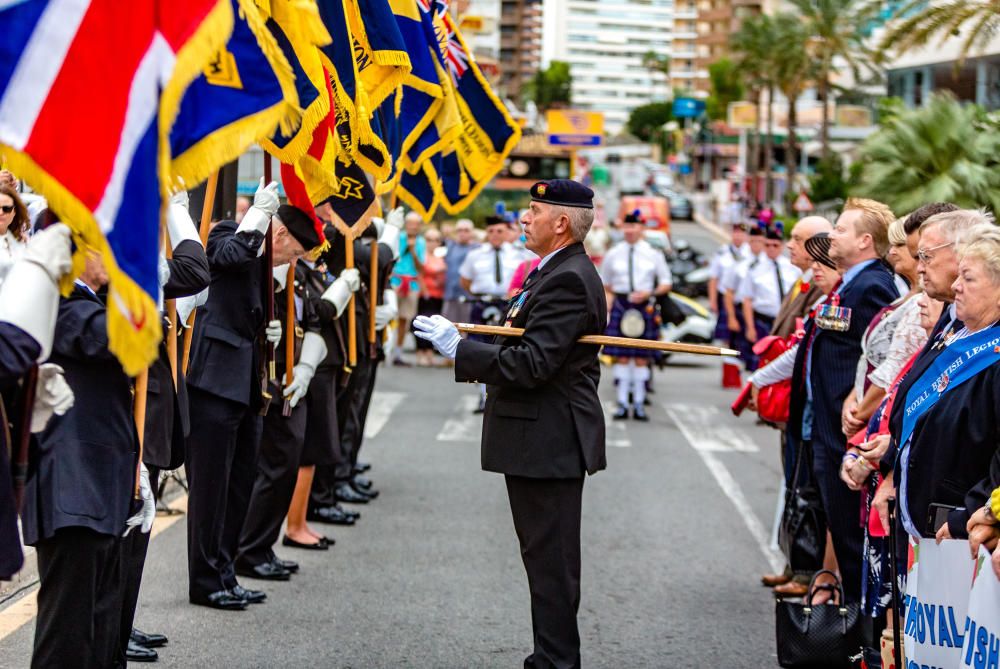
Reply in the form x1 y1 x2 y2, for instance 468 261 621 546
436 396 482 442
663 404 758 452
602 402 632 448
665 405 783 573
364 391 407 440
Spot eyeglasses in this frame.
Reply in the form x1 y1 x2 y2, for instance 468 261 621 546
916 241 953 263
0 205 13 214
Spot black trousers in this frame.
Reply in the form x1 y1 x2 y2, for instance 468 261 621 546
348 356 379 468
812 439 865 603
505 475 584 669
33 527 123 669
185 387 262 598
238 394 307 566
117 467 161 662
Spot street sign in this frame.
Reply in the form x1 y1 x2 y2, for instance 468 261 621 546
793 192 814 213
727 101 758 129
546 110 604 146
672 98 706 119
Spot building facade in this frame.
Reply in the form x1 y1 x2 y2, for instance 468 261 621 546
496 0 544 101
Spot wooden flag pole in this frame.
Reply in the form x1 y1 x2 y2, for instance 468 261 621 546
282 261 296 417
181 170 218 375
345 237 357 366
454 323 739 357
133 365 149 499
164 228 178 387
368 237 378 350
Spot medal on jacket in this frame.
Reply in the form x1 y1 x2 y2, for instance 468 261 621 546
505 291 529 327
815 303 851 331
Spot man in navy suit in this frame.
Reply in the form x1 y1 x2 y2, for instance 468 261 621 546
788 198 899 604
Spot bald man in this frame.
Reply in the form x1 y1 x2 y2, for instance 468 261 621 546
769 216 833 338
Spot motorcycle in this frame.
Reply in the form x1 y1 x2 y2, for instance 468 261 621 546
666 239 710 298
656 292 716 364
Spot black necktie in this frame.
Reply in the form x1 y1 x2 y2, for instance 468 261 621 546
494 248 502 285
774 260 785 300
628 246 635 293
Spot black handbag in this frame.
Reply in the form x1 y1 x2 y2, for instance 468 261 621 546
779 442 827 575
775 570 864 668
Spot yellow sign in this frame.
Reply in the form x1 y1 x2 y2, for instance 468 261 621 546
727 101 757 129
546 110 604 146
460 15 485 32
836 105 873 128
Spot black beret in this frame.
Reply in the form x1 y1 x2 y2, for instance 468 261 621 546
748 226 764 237
764 227 783 241
732 222 748 232
530 179 594 209
484 214 507 227
276 203 321 251
623 209 643 224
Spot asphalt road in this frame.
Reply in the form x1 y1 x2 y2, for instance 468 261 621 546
0 221 794 668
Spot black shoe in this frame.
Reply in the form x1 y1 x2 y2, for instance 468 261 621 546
307 505 357 526
632 405 649 422
392 358 412 367
612 404 629 420
354 462 372 474
230 584 266 604
335 482 371 504
190 590 247 611
235 560 291 581
131 628 168 649
282 534 330 550
271 557 299 573
350 481 378 500
126 639 158 662
352 474 373 490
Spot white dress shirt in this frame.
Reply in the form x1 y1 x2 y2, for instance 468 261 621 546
708 242 751 281
600 239 672 294
738 254 802 318
459 242 523 297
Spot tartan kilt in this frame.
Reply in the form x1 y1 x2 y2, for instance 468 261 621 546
604 296 659 358
468 297 507 343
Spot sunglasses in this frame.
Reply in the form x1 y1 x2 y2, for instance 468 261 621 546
916 241 953 263
0 205 13 214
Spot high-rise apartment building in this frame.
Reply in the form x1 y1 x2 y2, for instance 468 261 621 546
672 0 702 93
541 0 673 134
694 0 764 94
498 0 545 101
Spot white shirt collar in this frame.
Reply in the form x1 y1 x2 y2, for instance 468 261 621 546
536 244 571 270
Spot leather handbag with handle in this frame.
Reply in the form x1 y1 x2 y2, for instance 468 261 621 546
775 570 864 668
779 442 827 575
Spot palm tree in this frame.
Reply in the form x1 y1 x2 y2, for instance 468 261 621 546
641 50 672 99
788 0 877 159
854 93 1000 213
771 13 815 194
731 15 776 201
877 0 1000 66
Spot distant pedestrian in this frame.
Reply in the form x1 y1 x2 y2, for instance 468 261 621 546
413 228 446 367
390 212 426 366
441 218 476 324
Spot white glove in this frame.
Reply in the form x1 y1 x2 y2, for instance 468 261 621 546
236 177 279 236
167 189 201 249
282 331 327 408
30 363 74 433
0 224 72 359
123 463 155 536
265 319 282 346
374 289 398 330
321 268 361 318
371 216 385 239
176 287 208 327
158 253 170 289
378 209 404 260
412 314 461 359
385 207 405 230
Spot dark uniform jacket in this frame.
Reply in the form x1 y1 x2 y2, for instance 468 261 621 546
21 285 138 545
0 325 42 578
788 261 898 455
889 322 1000 539
455 243 607 479
771 280 823 339
144 240 210 470
186 221 267 409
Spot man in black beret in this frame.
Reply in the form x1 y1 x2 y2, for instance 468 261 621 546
414 179 607 668
185 180 317 611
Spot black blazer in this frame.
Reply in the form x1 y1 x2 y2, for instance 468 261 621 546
889 322 1000 538
143 240 210 469
455 243 607 478
21 285 138 544
788 260 898 456
185 221 267 408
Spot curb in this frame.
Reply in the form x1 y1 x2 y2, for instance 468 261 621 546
693 210 729 244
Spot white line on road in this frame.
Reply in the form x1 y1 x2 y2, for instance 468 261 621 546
663 404 758 452
602 402 632 448
436 396 482 442
665 405 783 573
364 391 407 440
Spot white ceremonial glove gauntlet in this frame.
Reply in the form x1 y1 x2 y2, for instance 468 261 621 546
265 319 282 346
30 363 74 433
237 177 279 236
378 207 405 260
176 288 208 327
282 332 327 408
321 268 361 318
412 315 461 359
166 189 201 249
0 224 72 359
158 253 170 289
374 289 398 330
371 216 385 239
124 463 155 536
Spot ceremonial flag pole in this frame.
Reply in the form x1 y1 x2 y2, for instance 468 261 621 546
345 237 357 367
164 228 179 387
133 369 149 498
282 260 296 417
181 170 219 375
11 364 38 511
455 324 739 357
369 236 378 354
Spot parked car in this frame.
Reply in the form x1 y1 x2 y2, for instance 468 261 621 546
651 185 693 220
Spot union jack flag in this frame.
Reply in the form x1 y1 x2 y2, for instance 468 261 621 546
441 15 469 81
0 0 232 374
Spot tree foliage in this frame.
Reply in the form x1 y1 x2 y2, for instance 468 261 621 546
853 93 1000 214
705 58 744 121
527 61 572 111
877 0 1000 66
626 102 673 144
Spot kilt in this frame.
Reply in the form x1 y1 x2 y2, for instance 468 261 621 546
604 295 659 359
468 297 507 343
712 290 732 342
